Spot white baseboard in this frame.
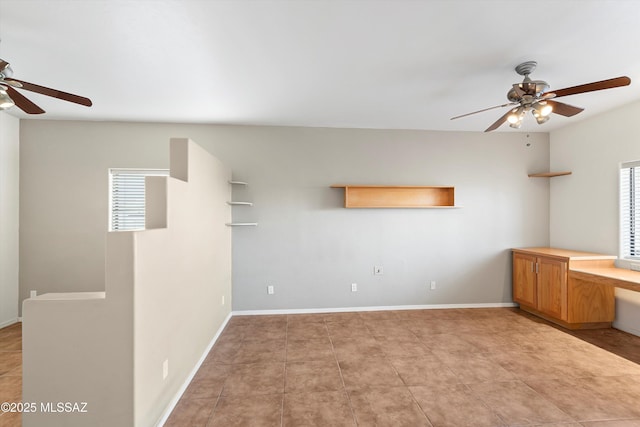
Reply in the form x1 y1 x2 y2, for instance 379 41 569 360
233 302 518 316
155 311 233 427
0 318 19 329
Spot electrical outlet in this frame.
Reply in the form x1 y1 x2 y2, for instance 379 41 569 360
430 281 437 290
30 290 37 298
374 266 384 275
162 359 169 380
267 285 274 295
351 283 358 292
221 295 225 305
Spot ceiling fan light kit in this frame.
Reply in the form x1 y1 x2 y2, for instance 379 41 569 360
0 58 92 114
451 60 631 132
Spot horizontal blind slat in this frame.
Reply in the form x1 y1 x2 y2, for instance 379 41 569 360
110 168 169 231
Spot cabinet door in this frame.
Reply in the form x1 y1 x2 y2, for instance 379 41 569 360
537 257 568 320
513 253 537 307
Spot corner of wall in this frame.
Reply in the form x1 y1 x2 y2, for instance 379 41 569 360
0 112 20 327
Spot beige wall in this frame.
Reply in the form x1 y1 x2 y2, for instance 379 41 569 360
550 99 640 336
19 120 551 314
133 139 232 426
0 112 19 327
22 138 232 426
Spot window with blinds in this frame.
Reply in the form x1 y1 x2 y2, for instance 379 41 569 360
109 169 169 231
620 161 640 259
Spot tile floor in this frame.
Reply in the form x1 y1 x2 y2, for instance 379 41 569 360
1 309 640 427
164 308 640 427
0 322 22 427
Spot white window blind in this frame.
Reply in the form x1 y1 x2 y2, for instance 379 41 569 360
620 160 640 258
109 169 169 231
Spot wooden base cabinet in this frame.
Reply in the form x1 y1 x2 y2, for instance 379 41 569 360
512 248 616 330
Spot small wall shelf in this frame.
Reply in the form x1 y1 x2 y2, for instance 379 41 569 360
330 185 460 208
228 179 257 226
226 201 253 206
528 171 572 178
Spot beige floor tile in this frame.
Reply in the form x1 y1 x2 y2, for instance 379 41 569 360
232 340 286 364
467 380 574 425
0 376 21 402
183 363 232 401
410 383 505 427
326 321 372 339
0 352 21 376
287 322 329 340
287 313 327 324
0 411 22 427
435 351 516 384
283 390 356 426
285 360 344 393
374 336 431 358
489 350 569 382
349 386 431 426
208 393 283 427
527 376 640 421
221 362 285 396
321 312 363 323
420 333 480 353
581 421 640 427
164 398 216 427
365 320 418 338
339 357 404 389
389 355 460 387
331 336 385 361
286 337 334 362
358 311 400 322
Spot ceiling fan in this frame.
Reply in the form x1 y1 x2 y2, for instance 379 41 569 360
0 58 92 114
451 61 631 132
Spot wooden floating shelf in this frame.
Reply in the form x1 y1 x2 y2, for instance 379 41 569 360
225 223 258 227
528 171 572 178
227 201 253 206
228 180 248 185
330 185 460 208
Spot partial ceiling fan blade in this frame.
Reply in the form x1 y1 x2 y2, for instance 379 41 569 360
485 109 514 132
6 86 45 114
551 76 631 98
451 102 517 120
546 100 584 117
8 78 92 107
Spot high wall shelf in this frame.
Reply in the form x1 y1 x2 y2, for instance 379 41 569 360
227 180 257 226
330 185 461 208
528 171 572 178
227 201 253 206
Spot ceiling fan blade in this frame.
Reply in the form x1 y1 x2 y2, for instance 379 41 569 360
485 109 514 132
550 76 631 98
546 100 584 117
8 78 92 107
6 86 45 114
451 102 517 120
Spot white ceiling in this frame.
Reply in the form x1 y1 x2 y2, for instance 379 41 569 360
1 0 640 133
